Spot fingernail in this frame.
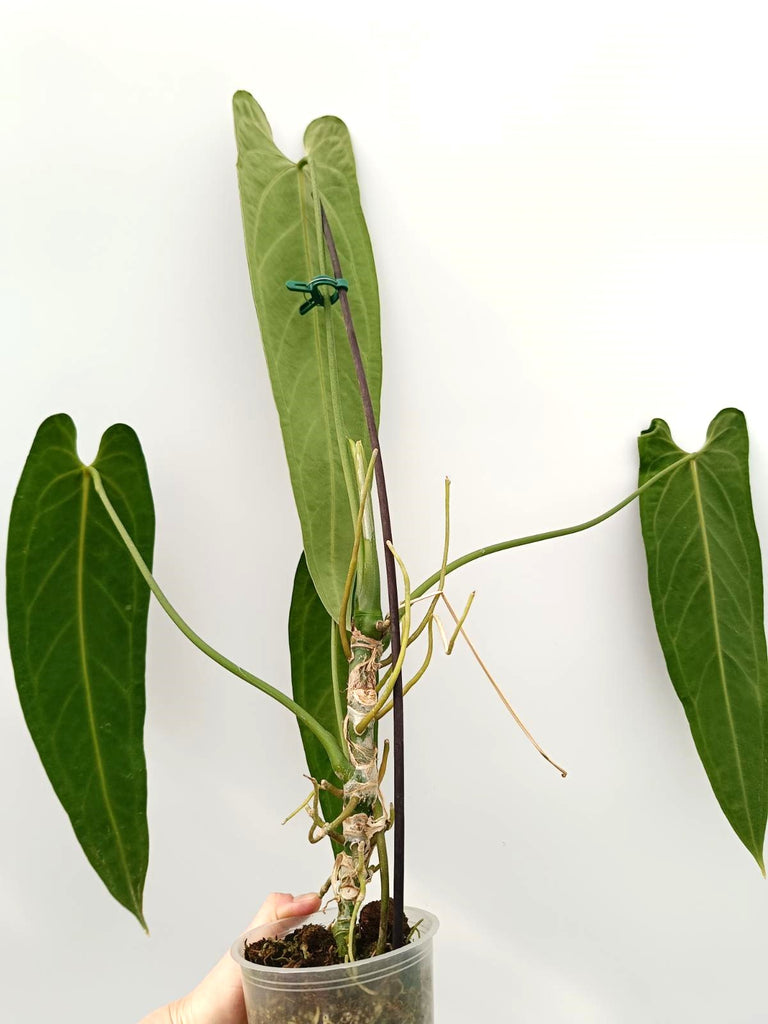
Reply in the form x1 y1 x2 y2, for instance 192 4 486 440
292 891 320 905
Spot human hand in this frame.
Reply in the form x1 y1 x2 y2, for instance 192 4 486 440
140 891 322 1024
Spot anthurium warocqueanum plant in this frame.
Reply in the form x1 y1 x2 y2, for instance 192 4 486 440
7 95 768 962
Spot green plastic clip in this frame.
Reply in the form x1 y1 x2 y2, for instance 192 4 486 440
286 275 349 315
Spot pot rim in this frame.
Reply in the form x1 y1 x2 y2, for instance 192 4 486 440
230 904 438 978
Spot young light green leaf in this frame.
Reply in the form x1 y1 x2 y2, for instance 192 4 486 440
7 414 155 925
233 92 381 621
638 408 768 871
302 112 382 423
289 554 348 852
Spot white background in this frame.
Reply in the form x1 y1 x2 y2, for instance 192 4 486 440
2 2 768 1021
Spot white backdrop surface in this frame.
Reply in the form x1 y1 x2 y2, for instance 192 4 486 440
2 2 768 1021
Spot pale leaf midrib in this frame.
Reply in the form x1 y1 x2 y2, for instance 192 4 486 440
298 163 342 609
77 470 137 908
252 160 344 615
689 458 756 848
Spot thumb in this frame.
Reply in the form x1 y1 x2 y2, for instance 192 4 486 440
165 892 323 1024
246 891 322 931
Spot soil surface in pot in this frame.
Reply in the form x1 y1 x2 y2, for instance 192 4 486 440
244 900 409 967
241 903 430 1023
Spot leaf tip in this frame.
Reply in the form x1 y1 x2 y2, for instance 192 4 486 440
129 896 149 933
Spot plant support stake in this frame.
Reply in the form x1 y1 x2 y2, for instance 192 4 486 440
320 204 406 949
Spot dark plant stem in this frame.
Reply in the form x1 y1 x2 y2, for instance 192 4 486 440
321 204 405 949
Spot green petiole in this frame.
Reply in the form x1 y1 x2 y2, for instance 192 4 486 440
88 466 352 782
410 451 698 601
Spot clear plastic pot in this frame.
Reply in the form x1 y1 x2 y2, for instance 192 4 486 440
231 906 438 1024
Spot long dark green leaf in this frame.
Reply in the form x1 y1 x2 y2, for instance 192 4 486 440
7 414 155 924
638 408 768 870
289 554 347 853
233 92 381 621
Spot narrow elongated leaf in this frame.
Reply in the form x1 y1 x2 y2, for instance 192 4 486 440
289 554 347 852
638 408 768 870
233 92 381 621
7 414 155 924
